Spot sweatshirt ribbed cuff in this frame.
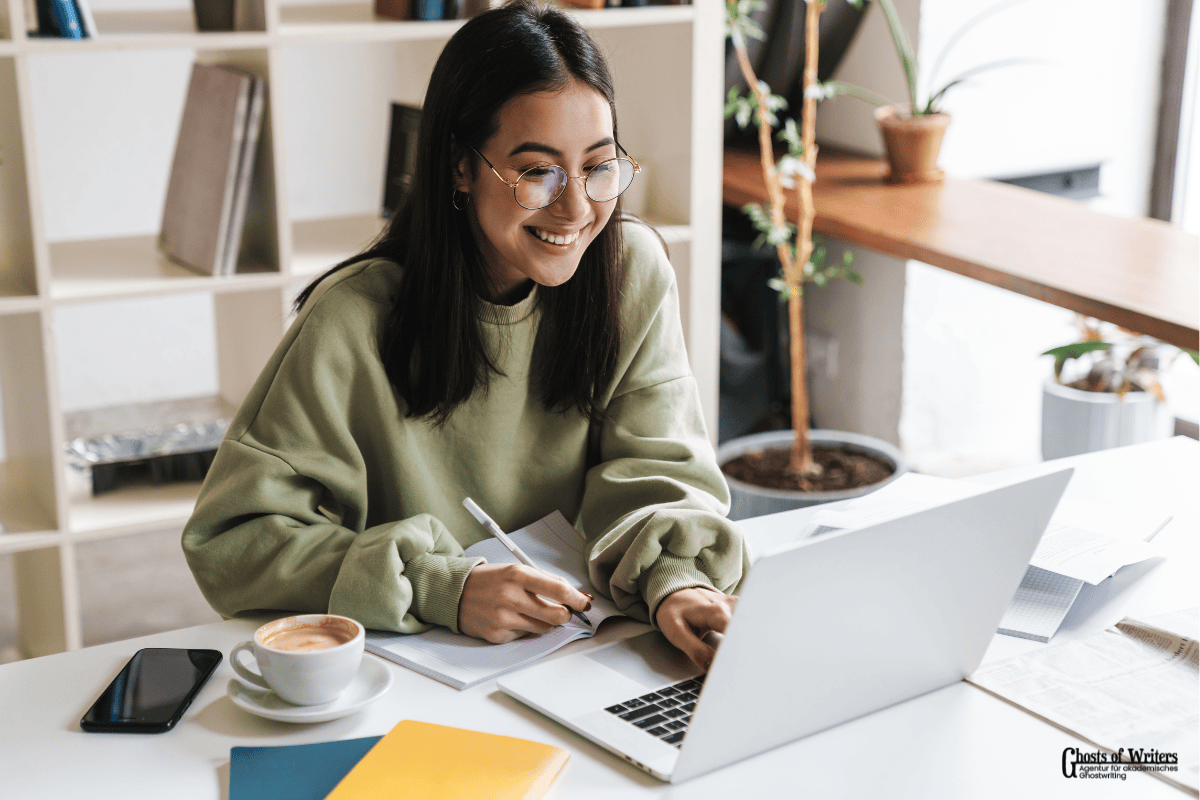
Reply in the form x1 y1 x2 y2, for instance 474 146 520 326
404 554 485 634
640 553 718 629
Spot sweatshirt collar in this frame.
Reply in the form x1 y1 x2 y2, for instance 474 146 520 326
477 283 539 326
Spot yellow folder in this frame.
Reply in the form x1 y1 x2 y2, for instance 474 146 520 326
325 720 570 799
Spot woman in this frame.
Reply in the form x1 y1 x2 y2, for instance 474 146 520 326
182 0 745 670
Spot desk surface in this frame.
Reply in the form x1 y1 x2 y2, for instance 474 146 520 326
723 148 1200 350
3 437 1196 799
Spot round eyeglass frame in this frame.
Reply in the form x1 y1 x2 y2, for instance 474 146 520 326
468 143 641 210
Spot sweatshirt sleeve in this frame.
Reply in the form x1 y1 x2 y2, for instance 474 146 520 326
579 226 749 627
181 265 483 634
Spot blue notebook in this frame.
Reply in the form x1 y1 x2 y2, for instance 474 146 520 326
229 737 381 800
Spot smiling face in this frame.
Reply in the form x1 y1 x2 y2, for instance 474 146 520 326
456 80 619 303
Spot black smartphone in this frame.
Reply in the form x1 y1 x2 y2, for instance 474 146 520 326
81 648 223 733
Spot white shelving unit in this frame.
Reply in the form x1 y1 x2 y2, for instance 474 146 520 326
0 0 723 658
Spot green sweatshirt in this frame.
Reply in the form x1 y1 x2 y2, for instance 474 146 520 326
182 222 747 635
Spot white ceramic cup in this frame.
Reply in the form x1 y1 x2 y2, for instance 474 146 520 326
230 614 365 706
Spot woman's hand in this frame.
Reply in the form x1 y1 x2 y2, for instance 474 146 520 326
656 587 737 670
458 563 593 644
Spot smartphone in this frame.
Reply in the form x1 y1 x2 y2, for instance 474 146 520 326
81 648 223 733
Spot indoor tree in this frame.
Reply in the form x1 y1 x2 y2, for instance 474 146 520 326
724 0 860 477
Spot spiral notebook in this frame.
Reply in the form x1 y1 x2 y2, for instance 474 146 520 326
365 511 635 690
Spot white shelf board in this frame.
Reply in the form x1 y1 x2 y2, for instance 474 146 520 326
22 11 270 52
67 480 201 535
0 529 63 555
291 213 386 277
278 5 462 42
565 5 694 29
48 235 286 303
0 295 41 316
0 41 16 57
275 2 692 42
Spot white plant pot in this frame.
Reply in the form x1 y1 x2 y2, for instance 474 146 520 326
717 429 909 521
1041 379 1173 461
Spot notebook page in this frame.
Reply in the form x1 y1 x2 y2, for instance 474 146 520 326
367 623 594 689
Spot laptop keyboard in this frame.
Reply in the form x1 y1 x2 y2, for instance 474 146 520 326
602 676 704 748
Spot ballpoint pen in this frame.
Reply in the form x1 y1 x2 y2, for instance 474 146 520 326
462 497 593 627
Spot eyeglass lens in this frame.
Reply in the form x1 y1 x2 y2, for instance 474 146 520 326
516 158 636 210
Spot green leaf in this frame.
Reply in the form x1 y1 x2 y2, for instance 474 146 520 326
814 80 895 108
926 58 1046 113
725 0 767 48
874 0 919 112
926 0 1033 96
1042 341 1113 360
1043 340 1111 380
1185 349 1199 365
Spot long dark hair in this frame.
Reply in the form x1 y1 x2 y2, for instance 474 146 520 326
294 1 624 427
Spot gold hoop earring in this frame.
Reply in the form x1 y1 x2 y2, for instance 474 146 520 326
452 191 469 211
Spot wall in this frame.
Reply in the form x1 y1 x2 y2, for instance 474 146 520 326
813 0 1189 476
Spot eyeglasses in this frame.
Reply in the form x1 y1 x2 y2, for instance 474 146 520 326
469 143 640 210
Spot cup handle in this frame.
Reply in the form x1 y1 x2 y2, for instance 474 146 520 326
229 641 270 690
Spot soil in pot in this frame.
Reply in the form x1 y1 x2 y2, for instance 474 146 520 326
722 445 894 493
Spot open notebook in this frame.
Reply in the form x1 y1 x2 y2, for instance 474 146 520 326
366 511 633 690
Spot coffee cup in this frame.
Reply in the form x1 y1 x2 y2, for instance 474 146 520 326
230 614 364 706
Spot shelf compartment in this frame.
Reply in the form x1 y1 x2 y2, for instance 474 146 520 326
276 38 441 240
29 47 281 292
0 56 37 298
53 286 286 535
0 313 58 535
291 213 386 276
21 9 270 51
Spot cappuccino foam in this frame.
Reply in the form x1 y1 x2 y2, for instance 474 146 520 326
262 624 354 652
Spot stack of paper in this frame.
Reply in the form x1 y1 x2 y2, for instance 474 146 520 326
796 473 1170 642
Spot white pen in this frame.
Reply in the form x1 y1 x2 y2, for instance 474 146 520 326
462 497 592 627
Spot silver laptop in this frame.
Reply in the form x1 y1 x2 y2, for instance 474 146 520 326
498 469 1073 783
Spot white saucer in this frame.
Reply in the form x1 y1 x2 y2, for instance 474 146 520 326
227 654 393 723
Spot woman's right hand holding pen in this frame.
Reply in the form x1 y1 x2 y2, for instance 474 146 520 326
458 563 593 644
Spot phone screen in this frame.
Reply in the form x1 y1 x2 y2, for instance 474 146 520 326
81 648 223 733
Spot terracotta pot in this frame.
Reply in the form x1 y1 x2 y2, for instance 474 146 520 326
874 105 951 185
717 429 909 521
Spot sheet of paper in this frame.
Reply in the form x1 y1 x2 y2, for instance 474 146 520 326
797 474 1167 585
1027 499 1167 584
795 473 984 540
969 608 1199 793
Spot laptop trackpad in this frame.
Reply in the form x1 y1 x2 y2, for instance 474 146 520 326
587 631 700 689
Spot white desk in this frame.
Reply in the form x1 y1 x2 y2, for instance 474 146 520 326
3 437 1196 799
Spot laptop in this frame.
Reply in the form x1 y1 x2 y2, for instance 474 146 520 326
497 468 1073 783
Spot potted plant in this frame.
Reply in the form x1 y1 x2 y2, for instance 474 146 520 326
813 0 1036 184
717 0 907 520
1040 316 1198 460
